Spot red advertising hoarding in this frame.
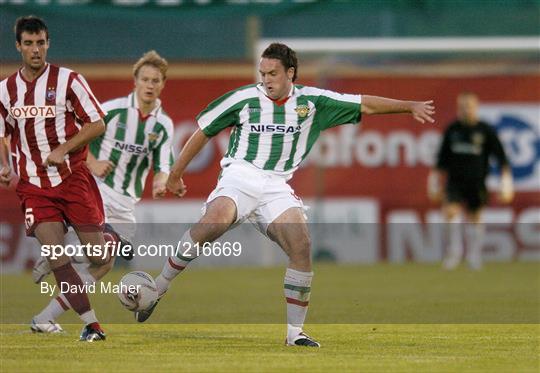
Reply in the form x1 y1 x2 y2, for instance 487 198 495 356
1 74 538 267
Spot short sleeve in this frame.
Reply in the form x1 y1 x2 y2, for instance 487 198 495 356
313 89 362 130
196 89 248 137
67 73 105 124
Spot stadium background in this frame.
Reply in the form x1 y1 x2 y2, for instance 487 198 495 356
1 0 539 272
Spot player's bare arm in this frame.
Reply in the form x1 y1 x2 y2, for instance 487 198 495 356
152 172 168 198
0 137 12 187
361 95 435 124
44 119 106 167
86 151 114 178
166 129 210 197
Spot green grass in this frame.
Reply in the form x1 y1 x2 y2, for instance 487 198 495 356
1 262 539 372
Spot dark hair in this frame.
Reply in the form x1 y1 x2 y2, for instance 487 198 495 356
14 15 48 43
261 43 298 82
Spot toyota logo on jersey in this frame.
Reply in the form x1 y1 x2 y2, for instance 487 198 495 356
9 105 56 119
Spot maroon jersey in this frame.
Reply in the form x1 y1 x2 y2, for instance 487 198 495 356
0 63 105 188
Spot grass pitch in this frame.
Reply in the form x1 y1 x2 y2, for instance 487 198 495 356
1 262 539 372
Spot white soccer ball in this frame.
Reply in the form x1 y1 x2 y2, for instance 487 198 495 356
117 271 158 312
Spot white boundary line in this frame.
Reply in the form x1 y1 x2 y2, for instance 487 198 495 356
254 37 539 80
256 37 540 56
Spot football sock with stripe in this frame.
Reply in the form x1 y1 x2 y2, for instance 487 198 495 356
35 295 68 322
284 268 313 340
51 262 97 323
156 230 199 296
37 265 96 320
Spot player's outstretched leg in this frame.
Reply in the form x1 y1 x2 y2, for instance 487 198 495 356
51 261 106 341
268 208 320 347
135 229 198 322
283 268 319 347
33 223 107 341
32 261 113 331
136 196 236 323
32 224 121 331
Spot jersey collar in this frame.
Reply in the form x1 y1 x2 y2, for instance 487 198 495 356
257 83 295 106
18 63 50 85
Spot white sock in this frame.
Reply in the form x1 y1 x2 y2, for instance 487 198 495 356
284 268 313 341
79 309 98 325
35 296 68 322
466 223 485 268
156 230 198 296
446 215 463 261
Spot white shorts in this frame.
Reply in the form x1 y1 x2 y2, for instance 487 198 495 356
97 182 137 241
204 161 307 235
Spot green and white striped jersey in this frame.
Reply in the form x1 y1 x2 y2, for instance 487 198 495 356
197 83 361 177
90 93 174 201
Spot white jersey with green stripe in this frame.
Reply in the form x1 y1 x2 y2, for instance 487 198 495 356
197 83 361 178
90 93 174 201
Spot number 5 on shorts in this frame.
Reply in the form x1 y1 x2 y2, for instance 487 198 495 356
25 208 34 230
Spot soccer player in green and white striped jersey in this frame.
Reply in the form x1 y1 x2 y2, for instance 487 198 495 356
33 51 174 329
88 51 174 212
89 84 174 206
141 43 435 347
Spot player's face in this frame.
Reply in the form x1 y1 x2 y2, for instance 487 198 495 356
16 31 49 72
259 58 294 100
457 95 479 125
134 65 165 106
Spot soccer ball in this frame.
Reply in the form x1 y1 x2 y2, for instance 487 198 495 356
117 271 158 312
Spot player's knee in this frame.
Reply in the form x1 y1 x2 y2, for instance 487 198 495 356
203 197 237 225
198 210 235 238
191 221 228 244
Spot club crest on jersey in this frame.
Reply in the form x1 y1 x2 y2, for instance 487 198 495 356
46 87 56 102
295 105 310 118
472 133 485 145
147 132 159 142
9 105 56 119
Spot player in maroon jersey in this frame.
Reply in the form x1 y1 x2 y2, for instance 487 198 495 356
0 15 108 341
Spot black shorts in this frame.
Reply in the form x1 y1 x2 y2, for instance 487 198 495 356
445 180 487 211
